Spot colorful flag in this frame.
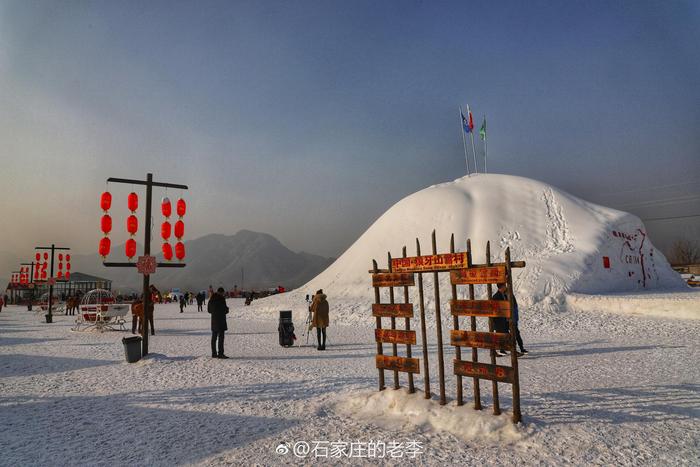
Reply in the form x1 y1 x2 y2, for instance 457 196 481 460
468 110 474 131
461 109 471 134
479 117 486 140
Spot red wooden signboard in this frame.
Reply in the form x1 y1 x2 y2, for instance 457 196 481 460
450 330 512 350
450 265 506 285
372 272 415 288
453 359 514 383
450 299 511 318
372 303 414 318
376 355 420 374
375 329 417 345
137 255 157 275
390 252 468 273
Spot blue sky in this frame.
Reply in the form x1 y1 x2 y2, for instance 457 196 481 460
1 1 698 258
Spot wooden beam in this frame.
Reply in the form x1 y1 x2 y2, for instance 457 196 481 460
450 330 512 350
371 272 415 288
453 359 514 384
376 355 420 374
450 265 506 285
372 303 414 318
450 299 511 318
375 329 417 345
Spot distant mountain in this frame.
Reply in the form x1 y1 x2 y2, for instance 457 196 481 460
68 230 335 292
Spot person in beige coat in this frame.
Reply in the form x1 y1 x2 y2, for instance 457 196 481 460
310 289 329 350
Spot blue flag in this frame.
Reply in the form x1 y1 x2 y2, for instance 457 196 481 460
461 109 471 134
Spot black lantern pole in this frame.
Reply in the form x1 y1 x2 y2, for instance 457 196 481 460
103 173 188 356
35 244 70 323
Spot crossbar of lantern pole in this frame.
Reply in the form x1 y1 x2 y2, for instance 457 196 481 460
35 246 71 250
106 177 188 190
102 262 186 268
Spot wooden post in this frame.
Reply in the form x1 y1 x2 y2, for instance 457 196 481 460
373 259 386 391
486 241 501 415
387 252 400 390
432 230 447 405
402 246 416 393
416 238 431 399
506 247 522 423
449 234 464 406
466 239 482 410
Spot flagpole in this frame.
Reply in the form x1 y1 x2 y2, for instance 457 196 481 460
483 114 488 173
459 106 470 175
468 104 478 173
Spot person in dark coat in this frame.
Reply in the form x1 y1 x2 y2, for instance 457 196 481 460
207 287 229 358
310 289 329 350
179 294 186 313
492 283 527 356
196 292 205 312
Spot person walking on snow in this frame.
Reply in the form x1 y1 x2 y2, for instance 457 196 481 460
179 294 186 313
310 289 329 350
208 287 229 358
492 283 527 357
196 291 205 312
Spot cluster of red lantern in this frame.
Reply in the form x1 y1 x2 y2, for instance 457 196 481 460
56 253 71 280
161 197 187 261
34 252 49 281
99 192 112 259
125 192 139 259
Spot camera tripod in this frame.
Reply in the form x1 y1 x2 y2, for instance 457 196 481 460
301 295 313 346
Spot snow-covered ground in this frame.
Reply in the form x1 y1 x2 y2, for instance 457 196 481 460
1 297 699 466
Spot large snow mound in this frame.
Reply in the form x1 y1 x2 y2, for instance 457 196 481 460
255 174 686 322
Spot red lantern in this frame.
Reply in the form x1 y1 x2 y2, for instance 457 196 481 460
176 198 187 217
162 242 173 261
57 271 63 279
66 262 71 271
58 262 63 270
35 253 40 262
100 191 112 212
128 192 139 212
43 252 48 260
174 220 184 240
65 271 70 280
58 253 63 261
175 241 185 261
162 197 172 218
34 269 39 280
161 221 171 240
127 215 138 236
41 270 47 279
125 238 137 259
99 237 111 258
101 214 112 235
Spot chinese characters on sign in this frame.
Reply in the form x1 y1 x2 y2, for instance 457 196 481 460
450 265 506 285
391 253 467 273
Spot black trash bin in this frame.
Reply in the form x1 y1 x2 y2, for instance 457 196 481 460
278 310 295 347
122 336 142 363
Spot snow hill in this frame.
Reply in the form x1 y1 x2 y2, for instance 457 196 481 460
255 174 687 322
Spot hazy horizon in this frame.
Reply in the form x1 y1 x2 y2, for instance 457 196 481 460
1 1 698 263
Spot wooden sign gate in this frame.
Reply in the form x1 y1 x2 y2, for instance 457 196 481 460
369 230 526 423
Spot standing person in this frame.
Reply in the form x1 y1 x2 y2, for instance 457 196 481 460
492 283 527 356
179 294 186 313
208 286 229 359
310 289 329 350
196 291 204 312
207 285 214 300
0 294 4 312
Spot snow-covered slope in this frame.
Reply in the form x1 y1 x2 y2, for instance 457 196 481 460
256 174 686 321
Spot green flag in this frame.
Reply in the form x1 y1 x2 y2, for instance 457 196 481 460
479 117 486 140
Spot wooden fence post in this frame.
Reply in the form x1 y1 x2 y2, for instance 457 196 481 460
402 246 416 394
432 230 447 405
449 234 464 406
372 259 385 391
486 241 501 415
416 238 431 399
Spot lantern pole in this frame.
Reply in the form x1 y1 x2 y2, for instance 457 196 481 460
102 172 188 356
34 244 70 323
20 262 35 311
